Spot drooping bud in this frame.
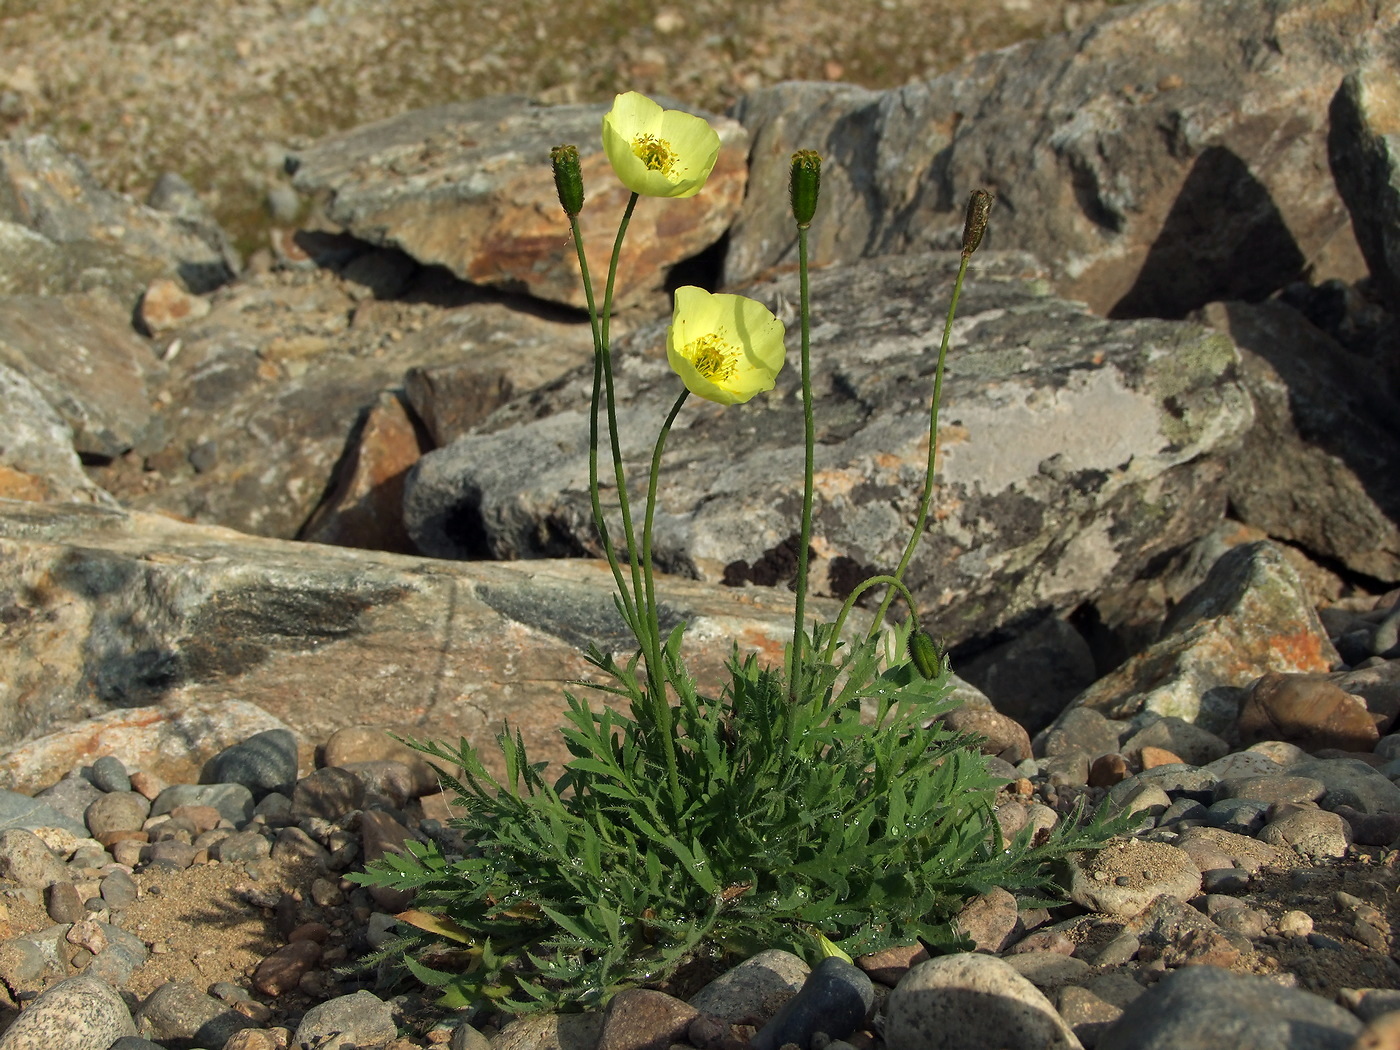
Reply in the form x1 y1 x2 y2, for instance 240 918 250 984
961 189 994 256
906 628 945 681
789 150 822 228
550 144 585 218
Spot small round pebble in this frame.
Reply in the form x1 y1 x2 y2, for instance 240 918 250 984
87 757 132 794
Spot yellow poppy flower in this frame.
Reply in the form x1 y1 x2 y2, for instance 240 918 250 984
601 92 721 199
666 287 786 405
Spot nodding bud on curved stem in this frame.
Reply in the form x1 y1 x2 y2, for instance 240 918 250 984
551 144 585 218
906 628 946 680
790 150 822 228
961 189 994 256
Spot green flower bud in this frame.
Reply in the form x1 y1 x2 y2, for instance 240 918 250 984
550 144 585 218
961 189 994 256
906 628 945 680
789 150 822 228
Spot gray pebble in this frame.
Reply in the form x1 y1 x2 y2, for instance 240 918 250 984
99 870 139 908
0 938 47 987
292 989 396 1050
1371 605 1400 657
291 767 365 821
1097 966 1360 1049
1291 757 1400 814
0 829 70 889
211 829 272 864
1121 716 1229 766
450 1024 492 1050
45 882 84 924
1257 804 1352 859
134 979 256 1049
1213 907 1268 940
87 757 131 794
151 784 254 827
0 974 135 1050
688 948 809 1023
272 826 331 866
885 954 1080 1050
1205 797 1269 835
750 957 874 1050
204 729 299 800
1213 775 1325 805
83 922 150 987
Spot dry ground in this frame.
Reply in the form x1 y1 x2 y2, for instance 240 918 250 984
0 0 1122 252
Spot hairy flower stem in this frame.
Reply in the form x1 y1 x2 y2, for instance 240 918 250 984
643 388 691 813
868 252 971 636
571 214 639 632
596 194 662 692
789 223 816 701
825 574 920 664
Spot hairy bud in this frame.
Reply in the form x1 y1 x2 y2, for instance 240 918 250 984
906 628 946 680
961 189 994 256
789 150 822 228
551 144 585 218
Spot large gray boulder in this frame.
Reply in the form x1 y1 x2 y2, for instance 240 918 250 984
0 291 166 459
1051 541 1338 736
289 95 748 309
0 362 116 505
113 257 593 539
1203 299 1400 583
0 135 234 303
404 250 1255 644
725 0 1378 317
0 500 832 777
1329 56 1400 306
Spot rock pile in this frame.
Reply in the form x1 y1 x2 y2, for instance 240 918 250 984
0 0 1398 1046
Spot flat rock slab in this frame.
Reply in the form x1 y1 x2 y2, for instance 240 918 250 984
289 95 747 309
406 250 1253 643
725 0 1378 317
0 500 834 780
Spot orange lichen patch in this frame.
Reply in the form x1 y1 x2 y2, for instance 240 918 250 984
934 497 964 522
0 465 58 502
1267 626 1335 672
938 423 972 446
814 467 866 500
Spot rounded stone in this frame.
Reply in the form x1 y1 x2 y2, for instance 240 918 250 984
1066 839 1201 917
84 792 151 838
0 828 71 889
203 729 300 799
0 974 135 1050
291 767 365 821
885 954 1080 1050
687 948 809 1024
292 990 396 1050
1095 965 1360 1049
1257 804 1352 859
87 756 132 794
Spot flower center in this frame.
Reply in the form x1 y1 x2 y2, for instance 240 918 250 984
684 333 737 383
632 134 678 175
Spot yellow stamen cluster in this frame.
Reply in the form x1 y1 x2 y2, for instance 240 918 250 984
683 333 737 382
632 134 678 175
